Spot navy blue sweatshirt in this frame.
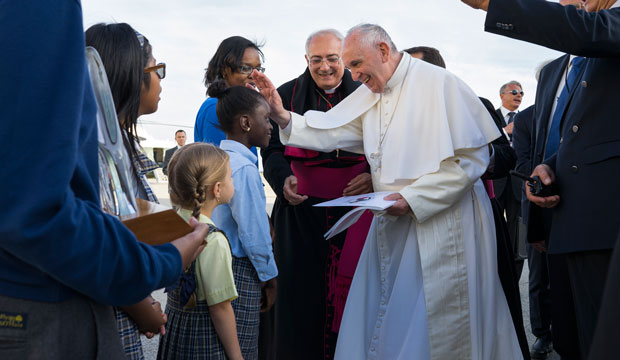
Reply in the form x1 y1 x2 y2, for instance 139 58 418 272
0 0 182 305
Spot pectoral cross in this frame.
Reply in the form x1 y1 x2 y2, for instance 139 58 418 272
369 151 382 172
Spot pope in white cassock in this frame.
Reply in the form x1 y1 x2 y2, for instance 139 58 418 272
253 24 522 360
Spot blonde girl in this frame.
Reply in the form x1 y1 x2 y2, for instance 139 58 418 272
158 143 242 360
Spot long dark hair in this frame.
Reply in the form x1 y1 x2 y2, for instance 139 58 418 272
204 36 263 97
208 82 267 134
85 22 152 169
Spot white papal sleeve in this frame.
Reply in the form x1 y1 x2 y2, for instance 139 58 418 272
400 145 490 223
279 113 365 154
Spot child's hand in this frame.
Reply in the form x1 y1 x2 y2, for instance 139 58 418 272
144 298 168 338
123 296 168 338
260 278 277 313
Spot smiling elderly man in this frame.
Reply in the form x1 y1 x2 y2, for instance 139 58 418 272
254 23 521 360
261 29 372 360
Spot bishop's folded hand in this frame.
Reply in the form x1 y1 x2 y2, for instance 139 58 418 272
343 173 373 196
283 175 308 205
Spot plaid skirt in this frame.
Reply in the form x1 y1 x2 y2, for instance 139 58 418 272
115 307 145 360
157 293 226 360
157 256 261 360
231 256 262 360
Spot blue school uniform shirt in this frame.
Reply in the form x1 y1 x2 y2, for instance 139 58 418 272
212 140 277 281
0 0 182 304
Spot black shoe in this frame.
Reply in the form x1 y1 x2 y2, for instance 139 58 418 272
531 334 553 359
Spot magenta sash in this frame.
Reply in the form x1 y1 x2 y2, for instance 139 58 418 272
483 179 495 199
291 160 370 199
284 145 319 159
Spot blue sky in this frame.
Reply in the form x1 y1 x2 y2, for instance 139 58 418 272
82 0 563 143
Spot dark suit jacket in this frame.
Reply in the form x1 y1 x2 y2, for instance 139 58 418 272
512 105 535 226
480 97 516 179
493 106 521 205
495 108 506 127
486 0 620 253
162 146 178 175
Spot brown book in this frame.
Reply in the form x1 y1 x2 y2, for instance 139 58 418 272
120 199 192 246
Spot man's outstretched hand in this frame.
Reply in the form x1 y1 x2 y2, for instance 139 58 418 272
461 0 490 11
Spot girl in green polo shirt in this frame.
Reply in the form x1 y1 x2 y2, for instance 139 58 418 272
158 143 242 360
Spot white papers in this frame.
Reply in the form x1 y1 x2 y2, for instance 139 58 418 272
314 191 396 210
314 192 396 239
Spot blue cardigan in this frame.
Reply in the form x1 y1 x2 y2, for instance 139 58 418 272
0 0 182 305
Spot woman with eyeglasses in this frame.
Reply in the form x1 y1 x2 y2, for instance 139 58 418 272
85 22 167 360
194 36 264 160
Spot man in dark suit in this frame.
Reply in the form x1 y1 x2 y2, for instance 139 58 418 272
162 129 186 175
496 81 523 140
495 81 526 278
462 0 620 358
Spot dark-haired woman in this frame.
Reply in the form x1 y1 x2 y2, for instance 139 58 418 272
194 36 263 160
208 84 278 360
85 23 167 360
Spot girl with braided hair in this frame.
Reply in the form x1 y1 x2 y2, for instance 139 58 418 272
158 143 241 360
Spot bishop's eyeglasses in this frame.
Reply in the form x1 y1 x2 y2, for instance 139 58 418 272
309 56 340 66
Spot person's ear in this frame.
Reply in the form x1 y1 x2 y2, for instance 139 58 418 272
239 115 251 132
222 66 233 85
305 54 310 67
213 182 222 202
378 42 390 63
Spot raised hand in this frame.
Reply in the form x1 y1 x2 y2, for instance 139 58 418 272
251 70 290 127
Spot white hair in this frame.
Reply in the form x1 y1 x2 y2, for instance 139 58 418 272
345 23 397 52
305 29 344 55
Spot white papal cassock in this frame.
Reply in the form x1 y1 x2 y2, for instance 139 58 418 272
279 54 522 360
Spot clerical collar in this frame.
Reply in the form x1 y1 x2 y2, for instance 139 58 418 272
322 80 342 94
384 53 410 93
